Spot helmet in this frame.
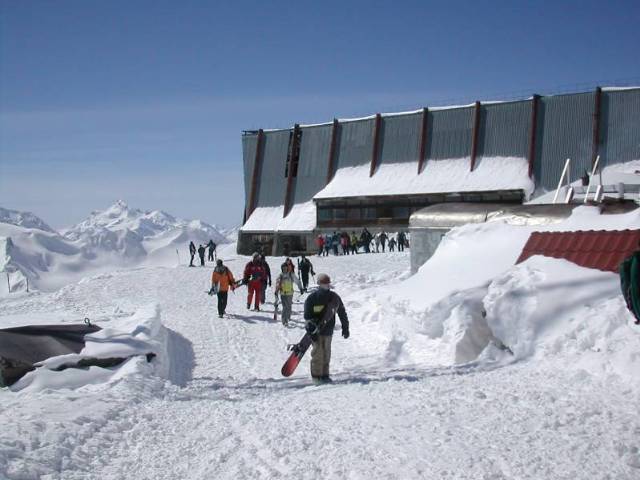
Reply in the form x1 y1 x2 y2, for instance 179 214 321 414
316 273 331 286
216 259 223 266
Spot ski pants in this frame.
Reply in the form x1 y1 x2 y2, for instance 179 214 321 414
247 281 262 308
189 254 195 266
208 250 214 261
310 335 333 378
261 281 268 304
301 271 310 291
217 291 228 316
199 255 205 266
280 294 293 325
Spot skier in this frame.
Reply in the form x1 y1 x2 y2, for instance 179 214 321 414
282 257 295 274
360 228 372 253
374 233 381 253
209 259 236 318
189 241 196 267
323 234 331 256
389 236 397 252
260 254 272 305
315 234 324 256
350 231 359 255
304 273 349 384
243 252 266 311
379 231 388 252
298 254 315 292
397 231 406 252
207 239 217 262
197 244 206 266
275 264 303 326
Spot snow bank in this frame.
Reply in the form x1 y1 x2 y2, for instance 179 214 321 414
354 206 640 383
315 156 535 199
9 304 171 393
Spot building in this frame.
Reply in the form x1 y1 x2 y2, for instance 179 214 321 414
238 87 640 256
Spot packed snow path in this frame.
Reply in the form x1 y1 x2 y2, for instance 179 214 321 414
1 252 639 479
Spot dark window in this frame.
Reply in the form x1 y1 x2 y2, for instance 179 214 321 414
334 208 347 220
318 209 332 221
392 206 410 219
363 208 377 219
285 129 303 178
347 208 361 220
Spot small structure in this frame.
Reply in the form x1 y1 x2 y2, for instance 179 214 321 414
517 230 640 273
408 203 576 273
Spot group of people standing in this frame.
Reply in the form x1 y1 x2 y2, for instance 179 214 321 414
315 229 408 256
206 251 348 384
189 240 217 267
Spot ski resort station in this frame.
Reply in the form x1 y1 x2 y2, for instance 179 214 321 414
238 86 640 262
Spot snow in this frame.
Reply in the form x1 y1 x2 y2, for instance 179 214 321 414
1 205 640 479
315 156 535 199
241 201 317 232
0 201 230 293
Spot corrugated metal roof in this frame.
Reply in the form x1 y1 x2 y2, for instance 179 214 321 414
516 230 640 272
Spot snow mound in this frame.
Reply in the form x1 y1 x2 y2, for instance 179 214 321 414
10 304 171 393
358 206 640 383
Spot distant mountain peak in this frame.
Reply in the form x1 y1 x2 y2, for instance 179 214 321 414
0 207 57 233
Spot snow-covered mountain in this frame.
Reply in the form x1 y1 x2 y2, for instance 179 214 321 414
0 201 230 293
0 207 56 233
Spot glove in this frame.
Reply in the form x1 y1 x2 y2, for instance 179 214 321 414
306 321 318 337
208 287 216 296
342 328 350 339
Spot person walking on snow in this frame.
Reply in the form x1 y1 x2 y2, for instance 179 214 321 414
298 254 315 292
350 232 359 255
207 239 217 262
197 244 206 266
389 236 397 252
243 252 266 311
315 234 325 256
209 259 236 318
304 273 349 384
379 231 388 252
275 264 303 326
260 254 272 305
189 241 196 267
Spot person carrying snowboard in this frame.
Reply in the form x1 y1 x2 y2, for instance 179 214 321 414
189 241 196 267
243 252 266 311
209 259 236 318
207 239 217 262
198 244 206 266
304 273 349 384
275 264 303 326
298 254 315 293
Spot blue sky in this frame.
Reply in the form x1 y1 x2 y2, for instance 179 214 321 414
1 0 639 228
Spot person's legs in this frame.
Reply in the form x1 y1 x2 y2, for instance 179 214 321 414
217 291 228 316
302 272 309 291
310 338 326 380
190 254 194 266
321 335 332 379
247 285 254 309
281 295 292 325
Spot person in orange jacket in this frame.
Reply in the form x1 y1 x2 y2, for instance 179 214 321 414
209 259 236 318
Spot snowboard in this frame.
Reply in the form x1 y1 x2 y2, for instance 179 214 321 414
274 294 280 323
281 333 313 377
280 296 340 377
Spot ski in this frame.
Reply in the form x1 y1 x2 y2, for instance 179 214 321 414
273 293 280 323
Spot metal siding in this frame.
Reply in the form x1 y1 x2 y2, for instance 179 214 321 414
242 134 258 207
600 89 640 168
379 113 422 165
478 101 530 159
293 124 333 203
534 92 595 190
335 118 374 168
426 107 473 160
255 130 290 208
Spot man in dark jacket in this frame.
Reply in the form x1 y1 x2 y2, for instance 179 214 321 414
298 254 315 292
207 240 217 261
197 245 206 266
303 273 349 384
189 241 196 267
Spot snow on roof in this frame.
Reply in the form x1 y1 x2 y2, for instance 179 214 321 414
315 156 535 200
241 201 316 233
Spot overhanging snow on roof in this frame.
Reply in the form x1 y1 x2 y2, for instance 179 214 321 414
314 157 535 200
241 201 317 233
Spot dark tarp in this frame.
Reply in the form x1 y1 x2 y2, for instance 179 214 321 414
0 323 101 386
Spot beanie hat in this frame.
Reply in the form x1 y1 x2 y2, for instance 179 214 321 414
316 273 331 285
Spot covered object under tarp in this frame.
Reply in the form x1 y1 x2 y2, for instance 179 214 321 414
0 323 101 386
